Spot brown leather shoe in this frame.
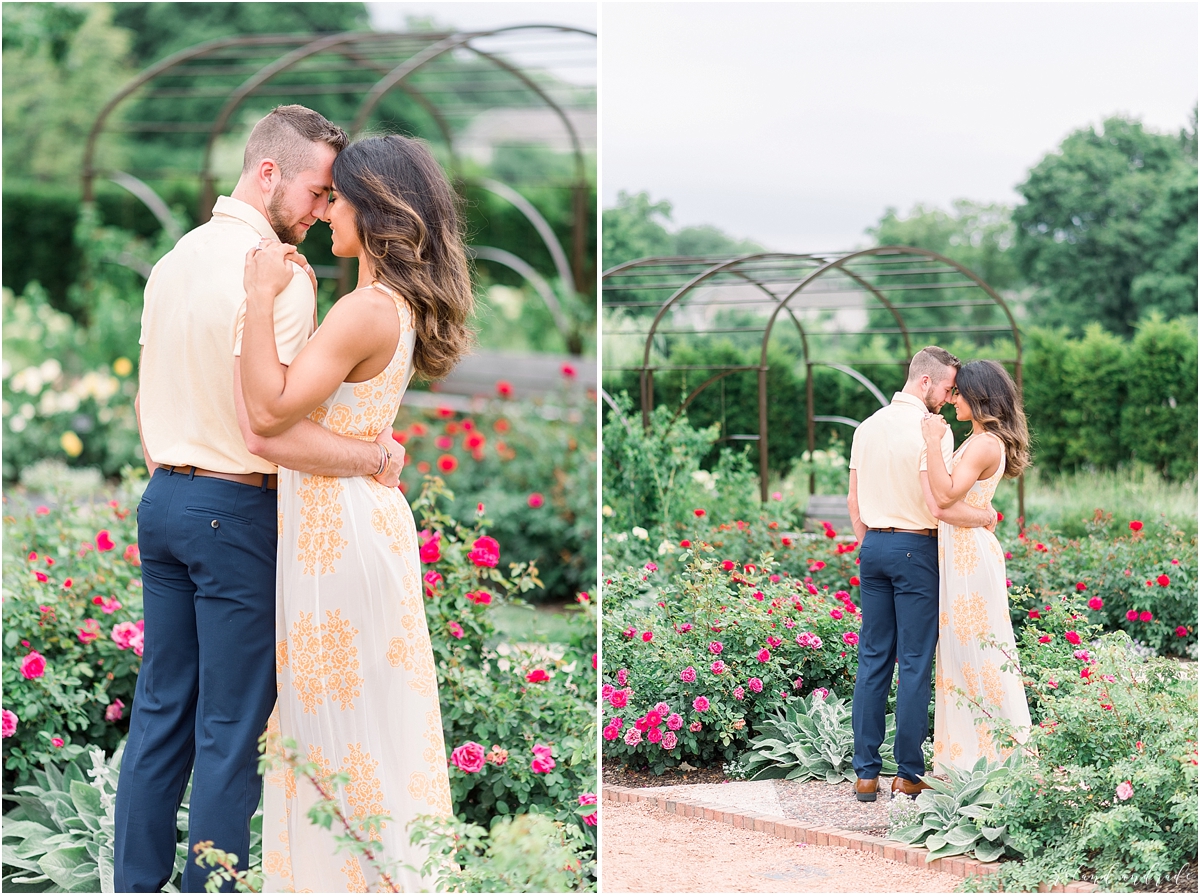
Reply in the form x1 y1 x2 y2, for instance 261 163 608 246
891 776 932 799
854 777 879 802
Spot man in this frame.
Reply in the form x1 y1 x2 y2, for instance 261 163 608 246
846 346 996 801
115 106 401 892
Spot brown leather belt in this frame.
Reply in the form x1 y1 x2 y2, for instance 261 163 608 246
165 465 278 490
869 526 937 538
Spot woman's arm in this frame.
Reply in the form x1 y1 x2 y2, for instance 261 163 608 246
920 471 997 528
240 242 397 437
920 416 1001 508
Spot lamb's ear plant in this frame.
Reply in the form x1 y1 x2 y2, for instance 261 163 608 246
1 744 126 893
888 752 1018 863
731 692 897 784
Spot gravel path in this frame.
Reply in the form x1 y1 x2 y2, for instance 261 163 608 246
602 799 960 893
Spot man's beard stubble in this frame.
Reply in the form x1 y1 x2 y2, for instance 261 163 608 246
266 190 307 245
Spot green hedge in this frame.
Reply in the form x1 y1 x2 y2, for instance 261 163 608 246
604 317 1197 481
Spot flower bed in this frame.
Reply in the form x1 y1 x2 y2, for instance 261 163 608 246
3 473 597 887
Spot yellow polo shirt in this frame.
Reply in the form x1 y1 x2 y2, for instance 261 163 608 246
138 196 314 474
849 391 954 530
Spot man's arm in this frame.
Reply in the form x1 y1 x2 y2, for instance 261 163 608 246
847 469 867 543
234 359 403 485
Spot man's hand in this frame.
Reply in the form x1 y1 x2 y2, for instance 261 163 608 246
373 430 405 488
985 504 998 533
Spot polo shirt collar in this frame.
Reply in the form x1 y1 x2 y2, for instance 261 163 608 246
891 391 928 411
211 195 276 240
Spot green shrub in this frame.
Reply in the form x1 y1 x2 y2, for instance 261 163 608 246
988 596 1197 890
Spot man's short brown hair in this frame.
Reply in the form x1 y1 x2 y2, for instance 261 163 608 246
242 105 348 180
907 346 961 384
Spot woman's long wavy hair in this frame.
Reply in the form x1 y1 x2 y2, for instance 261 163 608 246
956 359 1031 478
333 135 473 381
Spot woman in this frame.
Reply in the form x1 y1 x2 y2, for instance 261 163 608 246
919 360 1031 774
240 134 473 892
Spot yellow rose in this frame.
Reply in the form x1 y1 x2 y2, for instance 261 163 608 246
60 431 83 457
112 357 133 377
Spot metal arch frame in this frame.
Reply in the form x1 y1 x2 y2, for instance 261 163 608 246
601 248 1024 520
80 27 596 293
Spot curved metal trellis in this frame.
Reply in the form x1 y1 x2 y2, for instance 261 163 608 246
602 248 1025 520
80 25 596 326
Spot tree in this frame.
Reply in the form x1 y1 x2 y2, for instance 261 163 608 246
2 3 136 185
1012 115 1198 336
868 200 1022 291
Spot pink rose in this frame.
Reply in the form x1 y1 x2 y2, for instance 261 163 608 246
710 660 726 674
624 727 642 747
601 684 614 699
468 536 500 568
1139 610 1153 622
689 721 702 732
617 669 628 685
708 641 723 654
527 492 544 508
96 530 115 551
1176 626 1189 637
661 731 678 750
419 535 441 564
451 741 487 773
1065 631 1082 645
105 699 125 722
644 562 658 572
642 631 653 643
526 669 550 683
842 631 859 646
78 619 101 644
51 737 64 748
610 688 629 708
1125 609 1139 622
748 677 764 693
653 702 670 715
811 688 829 700
1 709 17 738
830 609 843 620
757 649 770 663
602 724 619 741
646 727 663 744
1087 597 1103 611
466 590 492 605
20 652 46 679
666 713 683 730
1115 780 1133 801
680 666 697 683
733 686 745 700
692 696 710 712
447 621 464 640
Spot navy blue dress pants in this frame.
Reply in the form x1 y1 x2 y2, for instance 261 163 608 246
114 468 277 892
851 529 940 783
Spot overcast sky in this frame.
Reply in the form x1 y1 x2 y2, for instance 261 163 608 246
602 2 1198 253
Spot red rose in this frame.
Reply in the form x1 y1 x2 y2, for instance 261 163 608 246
849 576 860 586
680 540 691 548
526 669 550 683
694 508 706 517
496 380 513 398
1076 582 1087 592
95 530 115 551
1129 520 1143 532
437 454 458 473
527 493 545 508
469 536 500 568
1157 574 1170 587
419 538 441 564
1139 610 1153 622
466 590 492 605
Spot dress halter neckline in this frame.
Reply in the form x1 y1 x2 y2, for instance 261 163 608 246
369 280 399 299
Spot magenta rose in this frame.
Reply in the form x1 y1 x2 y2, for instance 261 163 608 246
450 741 487 773
530 743 556 773
692 696 710 712
468 536 500 568
20 651 46 679
1 709 17 738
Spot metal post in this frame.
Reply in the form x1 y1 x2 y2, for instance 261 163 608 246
806 361 816 495
758 366 770 502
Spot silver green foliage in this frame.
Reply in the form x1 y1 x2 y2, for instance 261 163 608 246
888 753 1019 863
730 691 897 784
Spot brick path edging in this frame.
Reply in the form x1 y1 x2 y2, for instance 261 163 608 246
602 784 1097 894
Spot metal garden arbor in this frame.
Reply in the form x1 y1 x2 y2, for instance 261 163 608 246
80 25 596 344
602 248 1026 520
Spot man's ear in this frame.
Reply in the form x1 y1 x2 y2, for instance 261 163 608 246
256 158 281 194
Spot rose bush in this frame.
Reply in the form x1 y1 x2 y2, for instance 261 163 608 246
394 385 596 603
602 543 864 773
1 475 146 786
1006 515 1196 656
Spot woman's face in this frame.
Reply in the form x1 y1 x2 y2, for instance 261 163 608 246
949 387 973 422
322 185 363 258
